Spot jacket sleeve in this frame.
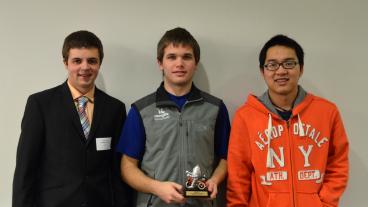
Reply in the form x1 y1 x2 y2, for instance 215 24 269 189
13 95 45 207
227 111 253 207
319 108 349 207
112 103 134 207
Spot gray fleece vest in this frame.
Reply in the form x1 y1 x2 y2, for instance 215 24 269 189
133 84 221 207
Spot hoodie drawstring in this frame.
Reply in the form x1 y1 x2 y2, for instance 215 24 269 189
298 114 305 136
266 113 304 168
266 114 273 168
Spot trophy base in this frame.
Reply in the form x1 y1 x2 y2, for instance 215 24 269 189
184 190 209 197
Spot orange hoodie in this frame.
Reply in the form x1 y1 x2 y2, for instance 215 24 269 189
227 91 349 207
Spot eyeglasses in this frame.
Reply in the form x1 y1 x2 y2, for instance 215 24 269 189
263 60 299 71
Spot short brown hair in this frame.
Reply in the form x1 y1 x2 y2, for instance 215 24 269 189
157 27 200 64
62 30 104 64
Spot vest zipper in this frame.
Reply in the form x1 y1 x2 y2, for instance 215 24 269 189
179 98 203 187
178 112 185 185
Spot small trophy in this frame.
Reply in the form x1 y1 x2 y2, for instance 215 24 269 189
184 165 209 197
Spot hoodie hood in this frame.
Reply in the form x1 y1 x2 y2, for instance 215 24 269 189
257 85 307 119
246 86 312 118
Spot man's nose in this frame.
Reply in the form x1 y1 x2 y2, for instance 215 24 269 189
275 65 288 74
81 60 90 70
176 58 184 67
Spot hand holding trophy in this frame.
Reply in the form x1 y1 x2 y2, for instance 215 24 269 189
184 165 209 197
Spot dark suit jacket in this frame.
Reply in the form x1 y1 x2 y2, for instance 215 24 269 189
13 82 133 207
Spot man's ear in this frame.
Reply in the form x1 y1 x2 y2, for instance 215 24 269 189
260 68 265 77
63 59 68 69
194 62 198 71
157 59 163 71
299 65 304 77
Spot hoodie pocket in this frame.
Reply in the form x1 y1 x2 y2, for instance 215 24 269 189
296 193 323 207
266 192 291 207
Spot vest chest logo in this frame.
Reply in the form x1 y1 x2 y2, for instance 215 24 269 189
154 108 170 120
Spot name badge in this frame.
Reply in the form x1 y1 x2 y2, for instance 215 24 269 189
96 137 112 151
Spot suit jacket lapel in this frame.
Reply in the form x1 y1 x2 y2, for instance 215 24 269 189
61 82 86 141
86 87 105 145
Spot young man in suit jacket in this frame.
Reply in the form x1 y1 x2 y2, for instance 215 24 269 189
13 30 133 207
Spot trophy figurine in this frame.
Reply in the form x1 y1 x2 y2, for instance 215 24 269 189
184 165 209 197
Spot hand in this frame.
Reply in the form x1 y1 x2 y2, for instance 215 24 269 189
206 179 218 199
152 181 186 204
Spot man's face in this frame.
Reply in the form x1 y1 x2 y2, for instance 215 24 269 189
64 47 100 93
158 43 197 89
262 45 303 97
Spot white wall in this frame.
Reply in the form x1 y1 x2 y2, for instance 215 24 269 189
1 0 367 206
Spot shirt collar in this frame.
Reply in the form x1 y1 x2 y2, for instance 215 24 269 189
67 81 95 103
156 81 203 107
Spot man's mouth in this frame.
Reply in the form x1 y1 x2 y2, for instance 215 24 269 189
173 71 187 76
78 74 91 77
274 77 289 84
